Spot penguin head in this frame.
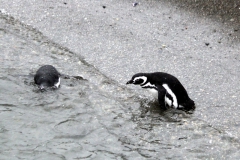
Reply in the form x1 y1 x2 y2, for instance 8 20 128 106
39 83 48 90
126 73 148 86
36 77 54 90
34 65 60 90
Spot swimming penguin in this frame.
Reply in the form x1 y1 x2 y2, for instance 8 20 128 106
34 65 60 90
126 72 195 111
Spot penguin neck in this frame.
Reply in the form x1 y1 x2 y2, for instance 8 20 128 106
140 81 158 99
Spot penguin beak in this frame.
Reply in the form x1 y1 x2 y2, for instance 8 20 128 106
126 80 133 85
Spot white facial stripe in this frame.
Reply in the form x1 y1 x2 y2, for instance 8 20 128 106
54 78 61 88
133 76 147 85
141 82 157 89
162 84 178 108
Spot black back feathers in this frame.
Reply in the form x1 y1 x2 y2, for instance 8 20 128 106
34 65 60 90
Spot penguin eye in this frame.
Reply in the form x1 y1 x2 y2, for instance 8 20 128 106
134 79 144 84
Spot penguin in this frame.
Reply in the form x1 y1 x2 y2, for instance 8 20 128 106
126 72 195 111
34 65 60 90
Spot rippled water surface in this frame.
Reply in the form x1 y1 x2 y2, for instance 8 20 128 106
0 9 240 160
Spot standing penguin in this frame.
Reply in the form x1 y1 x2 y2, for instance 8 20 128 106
126 72 195 111
34 65 60 90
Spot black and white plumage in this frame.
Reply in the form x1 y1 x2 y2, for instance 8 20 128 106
34 65 60 90
126 72 195 111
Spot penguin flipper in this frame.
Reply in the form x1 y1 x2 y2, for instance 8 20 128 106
157 86 167 110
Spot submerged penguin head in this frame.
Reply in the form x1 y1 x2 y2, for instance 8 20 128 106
36 76 59 91
34 65 60 91
38 82 51 90
126 73 148 86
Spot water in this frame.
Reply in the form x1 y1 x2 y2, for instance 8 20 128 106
0 5 240 160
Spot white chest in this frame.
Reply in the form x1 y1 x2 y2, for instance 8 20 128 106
147 88 158 99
